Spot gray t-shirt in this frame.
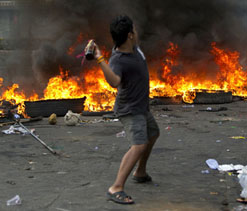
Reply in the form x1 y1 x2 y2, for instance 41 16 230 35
109 46 149 117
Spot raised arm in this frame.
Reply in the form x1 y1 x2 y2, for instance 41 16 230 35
93 43 121 88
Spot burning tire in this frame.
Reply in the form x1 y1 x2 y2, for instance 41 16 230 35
24 97 86 118
193 91 232 104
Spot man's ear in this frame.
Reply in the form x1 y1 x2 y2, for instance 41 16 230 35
128 32 134 39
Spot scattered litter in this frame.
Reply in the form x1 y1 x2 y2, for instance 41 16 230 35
218 164 244 172
210 192 219 195
80 182 91 187
165 126 172 130
6 180 16 185
56 208 71 211
199 107 227 112
220 179 226 182
177 139 182 142
24 167 32 171
160 114 168 118
80 118 119 124
231 136 246 139
227 149 230 152
2 125 35 135
238 166 247 199
206 159 219 170
216 140 221 143
94 146 99 150
201 170 210 174
42 153 48 155
233 205 247 211
64 110 82 126
182 104 194 108
57 171 67 175
49 113 57 125
112 119 119 122
6 195 21 206
116 131 126 138
67 131 72 134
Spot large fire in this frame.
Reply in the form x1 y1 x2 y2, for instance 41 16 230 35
0 40 247 117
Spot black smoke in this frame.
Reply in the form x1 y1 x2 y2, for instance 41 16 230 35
2 0 247 95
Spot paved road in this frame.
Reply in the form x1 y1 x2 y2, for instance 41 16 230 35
0 101 247 211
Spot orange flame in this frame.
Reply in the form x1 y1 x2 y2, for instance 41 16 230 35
43 66 116 111
211 42 247 96
150 42 247 103
1 41 247 117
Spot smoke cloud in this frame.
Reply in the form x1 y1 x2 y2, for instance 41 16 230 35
1 0 247 95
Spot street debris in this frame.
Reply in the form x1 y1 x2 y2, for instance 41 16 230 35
238 166 247 200
231 136 246 140
206 159 219 169
56 207 71 211
64 110 82 126
182 104 194 108
165 126 172 130
233 205 247 211
210 192 219 195
6 180 16 185
57 171 67 175
6 195 21 206
199 107 228 112
206 159 246 173
2 114 66 156
160 114 168 118
218 164 244 172
201 170 210 174
49 113 57 125
116 131 126 138
2 125 35 135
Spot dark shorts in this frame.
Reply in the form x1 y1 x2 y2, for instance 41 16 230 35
119 112 160 145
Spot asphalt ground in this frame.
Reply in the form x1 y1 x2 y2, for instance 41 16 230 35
0 101 247 211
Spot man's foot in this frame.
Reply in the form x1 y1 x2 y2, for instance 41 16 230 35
107 190 134 204
132 174 152 183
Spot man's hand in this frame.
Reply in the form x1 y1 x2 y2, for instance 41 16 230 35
93 42 120 88
93 43 102 59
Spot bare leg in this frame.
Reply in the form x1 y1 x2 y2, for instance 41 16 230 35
108 144 147 202
133 135 159 177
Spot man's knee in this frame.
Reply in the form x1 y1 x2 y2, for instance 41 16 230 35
131 143 148 154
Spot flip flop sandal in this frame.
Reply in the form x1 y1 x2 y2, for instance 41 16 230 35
132 174 152 183
107 191 134 204
236 198 247 203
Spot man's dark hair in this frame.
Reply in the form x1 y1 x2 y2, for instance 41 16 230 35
110 15 133 47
